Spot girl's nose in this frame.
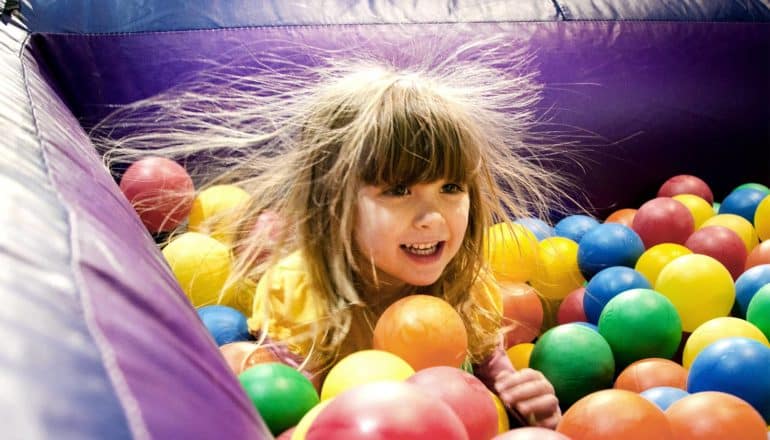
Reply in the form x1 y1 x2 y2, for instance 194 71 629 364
413 202 445 229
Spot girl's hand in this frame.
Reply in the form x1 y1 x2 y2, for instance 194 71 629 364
493 368 562 429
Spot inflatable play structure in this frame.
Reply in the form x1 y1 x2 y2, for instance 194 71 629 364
1 1 768 438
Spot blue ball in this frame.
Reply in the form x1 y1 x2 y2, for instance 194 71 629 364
573 322 599 332
640 386 690 411
577 223 645 280
735 264 770 317
688 337 770 421
719 188 768 223
513 217 554 241
554 215 600 243
583 266 651 324
197 305 251 346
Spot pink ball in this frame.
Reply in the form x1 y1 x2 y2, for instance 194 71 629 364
657 175 714 204
306 381 468 440
632 197 694 248
406 366 498 440
685 226 748 279
557 287 587 324
119 157 194 233
493 427 571 440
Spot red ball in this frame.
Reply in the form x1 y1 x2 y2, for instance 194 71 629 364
493 427 571 439
119 157 194 233
406 366 498 440
684 226 747 279
500 282 544 347
657 175 714 204
745 240 770 271
557 287 587 325
632 197 694 248
306 381 468 440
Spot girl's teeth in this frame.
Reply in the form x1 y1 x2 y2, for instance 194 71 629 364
403 243 439 255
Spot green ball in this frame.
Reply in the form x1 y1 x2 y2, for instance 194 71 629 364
238 362 319 436
747 284 770 341
598 288 682 368
529 323 615 410
734 182 770 195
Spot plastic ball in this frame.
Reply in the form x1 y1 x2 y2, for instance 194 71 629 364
319 350 414 401
188 184 250 243
634 243 692 286
632 197 694 248
489 393 509 434
672 194 715 229
557 286 587 324
614 358 688 392
755 195 770 241
373 295 468 371
735 264 770 317
700 213 759 253
720 187 768 224
289 400 330 440
407 366 498 440
746 241 770 270
604 208 637 227
640 386 690 411
598 289 682 367
529 323 615 409
500 282 543 347
682 317 769 369
654 254 735 332
506 343 534 371
665 391 767 440
747 284 770 340
306 381 468 440
197 305 250 346
119 156 195 233
531 237 585 300
688 337 770 420
484 222 539 282
735 182 770 195
219 341 279 375
161 232 234 308
577 223 645 280
239 362 320 436
657 174 714 204
554 215 600 243
493 427 571 439
583 266 651 324
684 225 748 280
556 389 674 440
513 217 554 241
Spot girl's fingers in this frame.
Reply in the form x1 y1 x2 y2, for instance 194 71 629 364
514 393 560 421
534 409 562 430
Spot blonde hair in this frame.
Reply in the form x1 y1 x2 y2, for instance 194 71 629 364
95 34 581 370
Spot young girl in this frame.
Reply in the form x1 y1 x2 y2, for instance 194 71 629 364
96 37 574 430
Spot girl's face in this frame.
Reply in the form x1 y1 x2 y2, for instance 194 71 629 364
354 179 470 292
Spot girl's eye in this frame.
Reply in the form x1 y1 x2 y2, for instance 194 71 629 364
442 183 464 193
384 184 410 196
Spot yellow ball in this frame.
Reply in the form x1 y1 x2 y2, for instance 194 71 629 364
755 195 770 242
484 222 539 283
291 399 331 440
489 392 510 434
682 317 770 369
673 194 715 229
506 342 534 371
530 236 585 300
188 184 250 243
162 232 233 308
320 350 415 401
700 213 759 253
635 243 692 286
654 254 735 332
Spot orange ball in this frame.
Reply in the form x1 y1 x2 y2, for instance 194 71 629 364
219 342 280 375
665 391 767 440
605 208 637 228
557 389 674 440
373 295 468 371
746 240 770 271
614 358 687 392
500 282 543 347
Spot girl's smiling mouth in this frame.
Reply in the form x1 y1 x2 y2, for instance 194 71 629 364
400 241 445 257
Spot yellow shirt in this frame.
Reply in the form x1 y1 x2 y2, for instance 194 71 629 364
248 251 503 360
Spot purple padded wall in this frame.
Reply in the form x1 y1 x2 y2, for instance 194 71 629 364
1 18 272 440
